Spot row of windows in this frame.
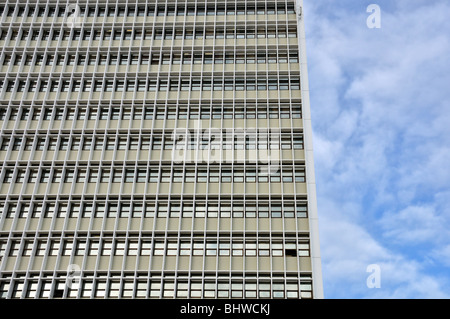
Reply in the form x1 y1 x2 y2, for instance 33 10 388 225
0 197 308 219
2 237 310 258
2 2 296 19
0 275 312 299
0 132 304 152
1 165 306 185
1 25 297 43
3 77 301 93
0 103 302 121
1 50 299 67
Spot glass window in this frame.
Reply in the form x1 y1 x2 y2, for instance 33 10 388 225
296 203 308 218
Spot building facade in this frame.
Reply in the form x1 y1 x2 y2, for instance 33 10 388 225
0 0 323 299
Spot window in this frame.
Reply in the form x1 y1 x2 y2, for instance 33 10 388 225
146 169 158 183
129 203 142 217
284 203 295 218
295 169 306 182
19 202 30 217
21 241 33 256
272 243 283 256
182 202 194 217
117 137 127 149
290 77 300 90
152 241 164 256
121 281 134 298
112 30 121 40
204 168 218 183
246 169 257 182
52 281 66 298
69 203 80 217
12 137 22 150
136 6 145 17
123 169 134 183
10 30 19 41
154 29 163 40
219 243 230 256
2 54 11 66
144 29 152 40
298 241 310 257
272 283 285 298
293 135 304 149
6 80 15 92
82 202 93 218
124 29 132 40
64 169 75 183
231 203 243 218
148 80 157 91
165 79 179 92
169 203 181 217
8 241 21 257
180 51 192 65
174 281 188 298
152 136 162 150
268 79 278 90
75 241 86 255
9 281 24 299
245 283 257 298
24 281 39 299
6 203 18 218
156 202 168 217
17 80 26 92
219 169 231 183
47 137 58 150
192 241 203 256
88 240 99 255
0 280 10 299
187 78 200 91
231 282 243 298
106 79 115 91
62 240 74 256
296 203 308 218
57 203 68 218
148 280 161 298
81 281 93 299
95 203 105 217
217 282 229 298
100 241 112 256
60 80 70 92
76 169 87 183
0 137 10 151
28 169 39 183
40 169 51 183
163 241 177 256
259 243 270 256
92 281 106 298
52 169 63 183
36 241 47 256
164 29 173 40
112 169 122 183
233 169 244 183
35 54 45 65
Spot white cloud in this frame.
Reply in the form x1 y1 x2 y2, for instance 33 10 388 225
379 205 446 243
431 245 450 267
304 0 450 298
318 200 450 298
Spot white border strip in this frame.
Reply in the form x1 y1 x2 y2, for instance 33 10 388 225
296 0 324 299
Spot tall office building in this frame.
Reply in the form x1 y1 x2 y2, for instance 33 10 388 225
0 0 323 299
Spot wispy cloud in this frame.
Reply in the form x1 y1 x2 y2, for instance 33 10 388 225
304 0 450 298
379 205 446 244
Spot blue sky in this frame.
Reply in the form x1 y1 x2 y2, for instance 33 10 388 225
303 0 450 298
